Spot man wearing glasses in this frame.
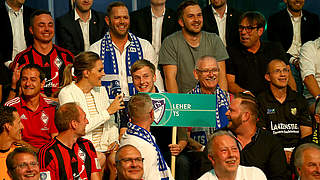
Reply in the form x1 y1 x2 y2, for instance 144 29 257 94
115 144 144 180
226 11 296 96
257 59 312 164
6 147 40 180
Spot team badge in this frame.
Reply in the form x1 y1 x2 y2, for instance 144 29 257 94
40 171 51 180
291 108 297 116
41 112 49 124
267 108 275 114
78 148 86 163
152 98 166 124
54 57 63 69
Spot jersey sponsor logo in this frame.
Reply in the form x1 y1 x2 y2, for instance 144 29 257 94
270 121 299 134
291 107 297 116
54 57 63 69
267 108 275 114
78 148 86 163
40 171 51 180
44 72 59 88
20 114 27 120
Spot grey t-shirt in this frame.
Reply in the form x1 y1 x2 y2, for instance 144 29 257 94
159 31 229 93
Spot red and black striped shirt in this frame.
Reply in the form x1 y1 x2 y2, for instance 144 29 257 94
12 45 73 97
38 137 101 180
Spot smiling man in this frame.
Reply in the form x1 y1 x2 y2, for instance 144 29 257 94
159 0 228 93
6 147 40 180
198 130 266 180
10 10 73 97
5 64 58 152
257 59 312 163
89 1 164 99
0 106 24 180
226 11 296 96
116 145 144 180
56 0 107 55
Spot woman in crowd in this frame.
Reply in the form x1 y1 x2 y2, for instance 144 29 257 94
59 51 124 179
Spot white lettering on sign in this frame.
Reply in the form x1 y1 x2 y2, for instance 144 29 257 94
173 104 192 110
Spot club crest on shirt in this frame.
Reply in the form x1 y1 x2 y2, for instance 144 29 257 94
41 111 49 124
40 171 51 180
54 57 63 69
78 148 86 163
291 108 297 116
152 98 166 124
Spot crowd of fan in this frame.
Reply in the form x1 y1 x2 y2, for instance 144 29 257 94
0 0 320 179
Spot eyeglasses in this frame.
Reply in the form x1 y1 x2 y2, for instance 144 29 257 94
116 157 144 164
268 68 290 74
196 68 219 74
238 25 258 33
14 161 39 169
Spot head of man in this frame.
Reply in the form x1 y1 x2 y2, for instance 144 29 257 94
294 143 320 180
265 59 289 90
29 10 54 44
6 0 25 10
193 56 219 93
207 131 240 178
285 0 304 13
105 1 129 39
6 147 40 180
128 93 154 127
116 145 144 180
74 0 93 13
131 60 156 93
211 0 227 9
0 106 23 142
20 64 45 99
226 93 258 131
238 11 265 50
177 0 203 36
55 103 88 136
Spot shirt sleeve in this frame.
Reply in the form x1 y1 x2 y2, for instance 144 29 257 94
158 36 178 65
299 40 318 80
208 33 229 61
38 150 57 180
88 141 102 173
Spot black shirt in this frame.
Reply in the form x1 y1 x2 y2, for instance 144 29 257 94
226 42 288 96
257 86 312 148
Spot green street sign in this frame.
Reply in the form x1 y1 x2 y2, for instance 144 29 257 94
147 93 216 127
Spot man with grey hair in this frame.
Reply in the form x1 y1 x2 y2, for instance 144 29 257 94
188 55 231 152
198 130 266 179
120 93 173 180
115 144 144 180
294 143 320 180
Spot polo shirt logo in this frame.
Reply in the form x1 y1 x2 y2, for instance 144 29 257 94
54 57 62 69
20 114 27 120
40 112 49 131
291 108 297 116
267 108 275 114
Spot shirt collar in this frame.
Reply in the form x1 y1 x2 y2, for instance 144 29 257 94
20 95 49 111
287 8 303 19
151 7 165 18
5 1 23 15
212 4 228 16
74 8 92 22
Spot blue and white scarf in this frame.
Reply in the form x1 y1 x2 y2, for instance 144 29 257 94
127 122 170 180
189 83 230 129
100 32 143 99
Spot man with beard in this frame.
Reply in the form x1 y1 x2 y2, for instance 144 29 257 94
38 103 101 180
198 130 267 180
56 0 108 55
294 143 320 180
5 64 58 152
6 147 40 180
202 0 242 47
226 11 296 96
268 0 320 94
10 10 74 97
257 59 312 163
225 93 290 179
159 0 229 93
89 1 164 99
130 0 179 58
0 106 24 180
